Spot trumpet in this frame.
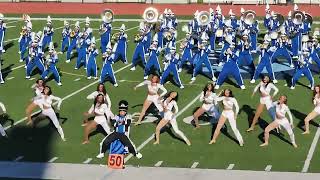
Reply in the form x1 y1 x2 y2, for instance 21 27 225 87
134 33 143 42
70 30 76 38
20 28 27 36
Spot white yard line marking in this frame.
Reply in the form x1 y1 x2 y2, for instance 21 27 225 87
265 165 272 172
74 78 81 81
226 164 235 170
2 64 25 74
83 158 92 164
48 157 58 163
154 161 163 167
125 93 202 163
29 77 35 81
302 127 320 173
4 63 131 131
61 71 86 77
6 77 15 80
6 20 19 25
191 162 199 169
6 26 16 29
14 156 24 162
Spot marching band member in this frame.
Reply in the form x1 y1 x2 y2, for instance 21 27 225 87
239 7 246 32
284 11 294 34
0 13 6 53
0 63 3 84
271 32 294 68
130 25 147 71
154 91 191 145
100 42 118 87
82 94 113 144
96 100 142 159
112 24 128 64
160 45 184 89
41 42 62 86
309 35 320 69
237 30 255 78
209 89 244 146
302 13 311 35
134 74 167 125
83 17 93 40
290 21 303 58
26 85 66 141
191 33 216 82
290 48 314 90
251 40 277 83
74 32 90 70
228 9 239 30
247 75 279 132
215 43 245 90
66 21 80 63
25 32 45 79
207 10 217 51
188 10 200 45
0 101 7 137
214 6 225 46
60 21 70 53
100 16 112 53
218 28 235 66
41 16 54 51
260 95 297 148
193 83 218 129
144 38 162 79
249 19 259 52
144 22 152 51
86 83 112 110
178 30 194 72
86 37 98 80
303 85 320 134
31 79 45 97
19 18 33 63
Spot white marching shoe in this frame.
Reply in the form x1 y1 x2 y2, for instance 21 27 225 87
290 64 294 68
57 82 62 86
214 85 220 89
273 79 278 84
130 67 136 71
0 80 4 84
87 76 92 80
19 59 23 62
144 76 148 80
25 76 30 79
114 83 119 87
290 86 295 90
240 85 246 90
250 79 255 84
191 77 196 81
136 153 143 159
178 68 182 73
212 76 217 82
180 85 184 89
96 153 105 159
66 59 71 63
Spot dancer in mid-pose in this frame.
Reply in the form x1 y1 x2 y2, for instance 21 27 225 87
134 74 167 125
260 95 297 148
209 89 244 146
31 79 45 97
154 91 191 145
82 94 113 144
303 85 320 134
193 83 218 129
25 86 65 141
247 75 279 132
0 101 7 137
86 83 111 110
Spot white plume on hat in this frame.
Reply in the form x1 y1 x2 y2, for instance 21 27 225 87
75 21 80 28
216 5 221 12
164 8 168 14
153 33 158 42
271 11 275 16
294 4 299 11
64 20 69 26
85 17 90 25
159 14 164 21
26 21 32 30
209 8 214 15
224 19 232 28
120 24 125 31
240 7 245 14
47 15 52 23
167 9 172 14
201 32 208 41
229 9 235 16
194 10 199 17
49 42 54 52
242 29 249 37
0 13 4 20
91 36 96 44
288 11 292 17
36 31 42 38
139 22 145 31
265 3 270 11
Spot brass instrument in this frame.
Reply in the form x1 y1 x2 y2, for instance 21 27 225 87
292 11 305 25
134 33 142 42
143 7 159 23
20 27 27 36
179 39 188 50
197 11 210 26
163 31 172 41
111 32 120 44
304 13 313 25
242 10 256 26
101 9 114 23
70 30 76 38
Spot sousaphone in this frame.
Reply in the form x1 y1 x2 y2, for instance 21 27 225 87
101 9 114 23
242 10 256 26
292 11 305 25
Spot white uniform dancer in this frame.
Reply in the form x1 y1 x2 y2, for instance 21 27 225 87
209 89 244 146
154 91 191 145
27 86 65 141
260 95 297 148
303 85 320 134
0 102 7 137
31 79 45 97
86 83 112 109
134 75 167 125
247 76 279 132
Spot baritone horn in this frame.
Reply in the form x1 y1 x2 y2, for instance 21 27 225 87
197 11 210 26
143 7 159 23
101 9 114 23
242 10 256 26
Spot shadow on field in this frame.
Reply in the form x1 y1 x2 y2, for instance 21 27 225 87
239 104 255 128
291 109 320 131
1 64 15 79
210 124 239 145
4 42 14 52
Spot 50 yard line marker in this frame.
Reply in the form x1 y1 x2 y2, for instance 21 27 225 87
226 164 235 170
83 158 92 164
302 127 320 173
14 156 24 162
265 165 272 172
191 162 199 168
48 157 59 163
154 161 163 167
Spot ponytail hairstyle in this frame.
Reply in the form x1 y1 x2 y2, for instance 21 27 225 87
96 83 107 96
163 91 179 103
203 83 215 97
94 94 105 109
262 75 271 89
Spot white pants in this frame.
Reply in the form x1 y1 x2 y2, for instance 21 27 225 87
314 106 320 114
275 118 296 144
147 95 163 112
0 123 6 137
94 116 112 134
170 118 189 143
42 108 65 139
221 110 243 144
260 96 273 110
202 103 214 111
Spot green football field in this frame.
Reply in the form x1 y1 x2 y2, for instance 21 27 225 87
0 16 320 173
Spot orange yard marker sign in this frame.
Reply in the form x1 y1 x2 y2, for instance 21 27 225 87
108 154 124 169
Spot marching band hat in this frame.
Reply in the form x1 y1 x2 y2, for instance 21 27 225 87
118 100 129 111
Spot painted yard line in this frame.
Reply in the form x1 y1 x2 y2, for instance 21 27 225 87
265 165 272 172
60 71 86 77
29 77 35 81
14 156 24 162
154 161 163 167
6 77 15 80
83 158 92 164
48 157 59 163
74 78 81 81
4 64 131 131
302 127 320 173
5 17 320 24
6 26 16 29
2 65 25 74
226 164 235 170
125 92 202 163
191 162 199 169
6 20 20 25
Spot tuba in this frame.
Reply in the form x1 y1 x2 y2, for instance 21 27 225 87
242 10 256 26
292 11 305 25
197 11 210 26
101 9 114 23
143 7 159 23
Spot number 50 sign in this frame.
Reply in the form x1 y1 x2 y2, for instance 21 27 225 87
108 154 124 169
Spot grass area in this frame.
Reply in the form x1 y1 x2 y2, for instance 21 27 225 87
0 17 319 174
